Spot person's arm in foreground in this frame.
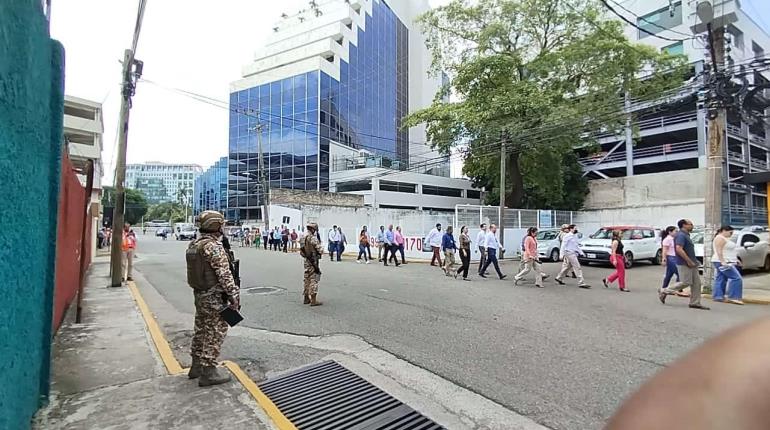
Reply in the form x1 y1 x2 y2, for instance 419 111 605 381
606 317 770 430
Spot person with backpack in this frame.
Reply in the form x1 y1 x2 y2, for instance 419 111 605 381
185 211 238 387
300 222 324 306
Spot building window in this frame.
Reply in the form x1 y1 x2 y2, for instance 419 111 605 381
637 2 682 39
378 180 416 193
662 41 684 56
422 185 462 197
466 189 481 199
336 180 372 192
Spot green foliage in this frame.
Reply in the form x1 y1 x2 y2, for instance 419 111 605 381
145 202 187 223
405 0 688 210
101 186 149 225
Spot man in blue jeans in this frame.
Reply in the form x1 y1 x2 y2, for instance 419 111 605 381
479 224 506 280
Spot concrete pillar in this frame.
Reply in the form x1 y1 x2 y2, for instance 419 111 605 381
624 93 634 176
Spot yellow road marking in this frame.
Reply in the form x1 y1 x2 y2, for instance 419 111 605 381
223 361 298 430
128 280 297 428
126 281 184 375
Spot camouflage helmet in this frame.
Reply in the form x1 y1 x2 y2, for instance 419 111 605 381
198 210 225 232
306 222 318 232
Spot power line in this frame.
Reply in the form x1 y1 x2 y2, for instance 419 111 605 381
606 0 697 39
599 0 693 43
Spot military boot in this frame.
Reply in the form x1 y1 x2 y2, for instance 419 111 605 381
303 294 311 305
310 294 323 307
198 366 232 387
188 357 202 379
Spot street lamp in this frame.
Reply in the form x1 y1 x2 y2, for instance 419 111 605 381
695 0 714 25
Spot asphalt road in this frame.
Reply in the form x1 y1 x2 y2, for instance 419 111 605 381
134 234 768 430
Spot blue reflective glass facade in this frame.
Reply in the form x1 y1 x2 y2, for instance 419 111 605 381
228 0 408 221
194 157 228 216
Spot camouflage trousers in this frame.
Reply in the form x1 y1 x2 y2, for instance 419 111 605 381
191 291 229 367
303 260 321 296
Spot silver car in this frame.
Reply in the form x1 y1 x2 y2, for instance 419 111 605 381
692 227 770 272
536 229 562 262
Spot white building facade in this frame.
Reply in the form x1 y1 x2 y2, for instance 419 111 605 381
125 162 202 205
64 95 104 257
582 0 770 226
227 0 475 222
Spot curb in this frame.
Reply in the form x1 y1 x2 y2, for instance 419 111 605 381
705 295 770 306
126 281 297 429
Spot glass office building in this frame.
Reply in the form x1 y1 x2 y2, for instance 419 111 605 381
194 157 228 216
228 0 409 221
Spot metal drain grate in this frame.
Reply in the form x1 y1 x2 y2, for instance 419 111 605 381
258 361 445 430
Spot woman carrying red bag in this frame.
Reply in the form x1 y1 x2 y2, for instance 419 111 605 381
603 230 629 292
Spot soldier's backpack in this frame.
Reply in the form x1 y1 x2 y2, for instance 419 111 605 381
186 238 218 290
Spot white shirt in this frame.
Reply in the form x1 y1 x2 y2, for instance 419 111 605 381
485 231 501 250
328 229 340 242
560 232 584 257
476 230 487 248
714 236 738 263
426 228 442 247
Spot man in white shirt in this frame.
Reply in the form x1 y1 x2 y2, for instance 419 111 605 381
476 223 488 275
555 225 589 288
479 224 506 280
327 226 341 262
425 223 443 268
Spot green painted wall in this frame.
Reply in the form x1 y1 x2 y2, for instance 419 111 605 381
0 1 64 428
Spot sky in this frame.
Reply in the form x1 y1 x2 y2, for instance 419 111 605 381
50 0 768 185
50 0 450 184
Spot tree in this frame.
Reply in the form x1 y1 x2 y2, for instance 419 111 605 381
145 202 188 223
102 186 149 225
405 0 688 209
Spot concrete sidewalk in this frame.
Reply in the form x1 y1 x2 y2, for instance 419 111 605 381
742 271 770 305
33 257 272 430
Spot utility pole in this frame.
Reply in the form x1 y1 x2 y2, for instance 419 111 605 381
696 0 727 287
255 124 270 229
109 0 147 288
499 140 507 257
700 2 726 289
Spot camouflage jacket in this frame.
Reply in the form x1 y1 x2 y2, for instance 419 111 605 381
192 233 238 298
302 233 324 260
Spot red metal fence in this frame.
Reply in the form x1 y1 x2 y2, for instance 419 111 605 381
52 151 91 331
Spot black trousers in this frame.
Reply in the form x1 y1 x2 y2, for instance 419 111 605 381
384 244 400 266
458 248 471 278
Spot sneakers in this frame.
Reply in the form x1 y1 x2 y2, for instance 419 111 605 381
514 277 521 286
659 291 668 304
727 299 744 305
499 275 507 280
356 260 361 264
578 284 591 289
602 279 609 288
619 288 630 292
541 274 550 281
689 304 710 310
198 366 231 387
535 284 545 288
554 278 565 285
365 260 371 265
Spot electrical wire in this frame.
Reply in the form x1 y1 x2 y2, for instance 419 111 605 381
606 0 697 39
599 0 693 42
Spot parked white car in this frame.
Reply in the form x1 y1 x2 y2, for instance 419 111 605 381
536 229 562 262
579 226 661 269
696 227 770 272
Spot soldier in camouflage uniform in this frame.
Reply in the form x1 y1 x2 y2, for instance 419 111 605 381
185 211 239 387
301 222 324 306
